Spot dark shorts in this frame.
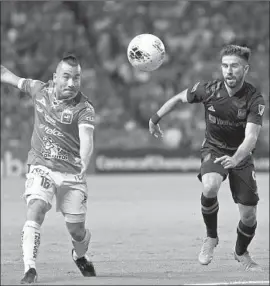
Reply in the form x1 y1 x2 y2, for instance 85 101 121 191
197 142 259 206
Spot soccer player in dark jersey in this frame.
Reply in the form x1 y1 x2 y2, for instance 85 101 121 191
149 45 265 271
1 54 97 283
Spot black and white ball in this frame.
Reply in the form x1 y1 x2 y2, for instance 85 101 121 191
127 34 165 72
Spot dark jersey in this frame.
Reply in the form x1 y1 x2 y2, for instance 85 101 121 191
186 80 265 151
19 79 95 173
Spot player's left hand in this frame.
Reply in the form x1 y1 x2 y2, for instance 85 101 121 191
75 163 87 181
149 119 163 138
214 156 237 169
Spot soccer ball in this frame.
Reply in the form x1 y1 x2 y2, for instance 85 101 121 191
127 34 165 72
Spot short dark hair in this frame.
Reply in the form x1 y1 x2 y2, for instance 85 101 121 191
62 52 80 67
56 52 80 73
220 45 251 62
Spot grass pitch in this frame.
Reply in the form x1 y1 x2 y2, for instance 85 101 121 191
1 174 269 285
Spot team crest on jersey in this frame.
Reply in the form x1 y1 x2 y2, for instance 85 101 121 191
258 104 265 116
42 136 68 161
237 109 247 119
61 109 73 124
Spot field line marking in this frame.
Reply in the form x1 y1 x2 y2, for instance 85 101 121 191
184 281 269 286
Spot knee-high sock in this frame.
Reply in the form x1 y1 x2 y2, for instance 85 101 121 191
201 194 219 238
72 229 91 259
21 221 41 273
235 220 257 255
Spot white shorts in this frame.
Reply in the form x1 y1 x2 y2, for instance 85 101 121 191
24 165 88 219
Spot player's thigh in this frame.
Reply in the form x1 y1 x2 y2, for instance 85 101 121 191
198 151 228 197
228 162 259 206
56 176 88 223
201 172 224 197
198 148 229 181
24 165 56 211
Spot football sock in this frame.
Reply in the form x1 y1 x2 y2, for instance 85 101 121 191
201 194 219 238
235 220 257 256
72 229 91 259
21 220 41 273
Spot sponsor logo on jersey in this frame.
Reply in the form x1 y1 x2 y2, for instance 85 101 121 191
208 105 215 112
39 124 64 137
42 136 68 161
44 114 56 125
36 97 46 107
209 114 246 127
190 82 200 93
61 109 73 124
258 104 265 116
237 109 247 119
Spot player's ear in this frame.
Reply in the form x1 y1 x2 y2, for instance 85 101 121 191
244 64 249 75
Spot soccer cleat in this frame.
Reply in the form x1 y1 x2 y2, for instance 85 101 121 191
198 237 219 265
72 249 96 277
20 268 37 284
234 251 263 272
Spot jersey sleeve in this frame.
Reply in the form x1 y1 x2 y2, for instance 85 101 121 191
186 81 207 103
247 94 265 126
18 78 44 99
78 102 95 129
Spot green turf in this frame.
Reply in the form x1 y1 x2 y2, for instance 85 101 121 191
1 174 269 285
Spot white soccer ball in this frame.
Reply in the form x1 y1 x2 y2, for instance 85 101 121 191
127 34 165 72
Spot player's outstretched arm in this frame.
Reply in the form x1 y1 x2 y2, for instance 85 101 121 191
1 65 22 88
78 124 94 176
149 89 188 137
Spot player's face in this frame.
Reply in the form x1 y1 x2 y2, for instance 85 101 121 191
54 62 81 100
221 55 249 88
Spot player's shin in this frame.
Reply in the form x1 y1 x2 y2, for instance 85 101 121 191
235 220 257 255
72 229 91 259
201 194 219 238
21 221 41 273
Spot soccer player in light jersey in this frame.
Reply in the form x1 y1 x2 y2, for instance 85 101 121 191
149 45 265 271
1 53 96 283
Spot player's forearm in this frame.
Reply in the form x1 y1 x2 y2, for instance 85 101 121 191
151 90 188 124
232 136 257 165
1 65 21 88
80 138 94 173
156 96 180 118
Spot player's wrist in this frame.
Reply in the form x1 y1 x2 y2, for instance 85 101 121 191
151 113 161 125
17 78 26 89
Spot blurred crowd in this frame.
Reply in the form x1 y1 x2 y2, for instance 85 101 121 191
1 1 269 157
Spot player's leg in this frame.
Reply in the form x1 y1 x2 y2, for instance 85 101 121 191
228 163 262 271
66 219 96 276
21 165 55 283
197 150 228 265
56 175 96 276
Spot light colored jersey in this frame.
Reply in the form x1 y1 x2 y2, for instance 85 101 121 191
19 79 95 173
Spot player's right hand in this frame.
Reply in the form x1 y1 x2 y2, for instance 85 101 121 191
149 119 163 138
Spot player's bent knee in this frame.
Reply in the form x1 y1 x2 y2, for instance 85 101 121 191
26 198 49 225
66 219 86 241
202 173 223 197
238 204 257 227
